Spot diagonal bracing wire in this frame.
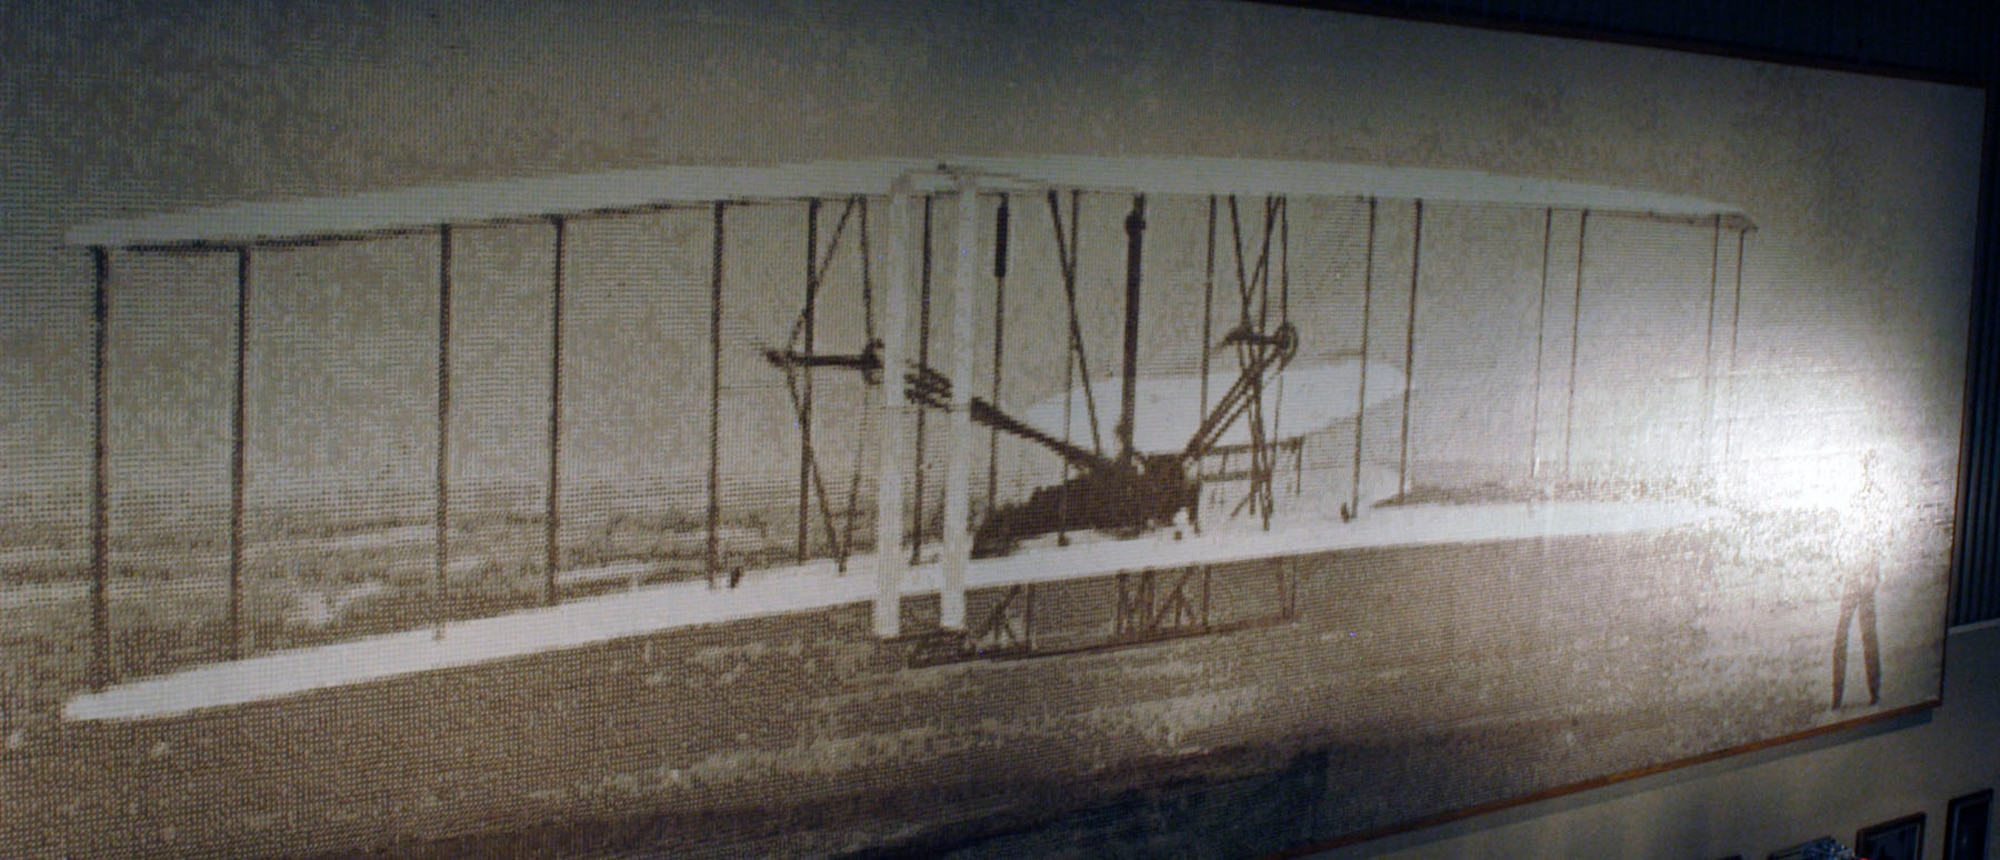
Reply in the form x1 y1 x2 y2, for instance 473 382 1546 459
1048 190 1104 459
840 198 875 568
777 196 866 567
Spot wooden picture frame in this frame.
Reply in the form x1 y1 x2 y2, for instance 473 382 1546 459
1859 814 1929 860
1947 790 1994 860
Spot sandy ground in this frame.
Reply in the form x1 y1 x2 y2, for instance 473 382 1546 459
0 521 1948 858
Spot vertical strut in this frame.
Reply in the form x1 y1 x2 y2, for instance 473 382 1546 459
798 199 821 563
87 245 111 688
840 197 875 571
229 246 250 660
1227 196 1267 524
435 225 452 613
707 204 725 589
875 188 913 637
1054 190 1084 545
1702 213 1723 470
987 195 1009 519
1351 198 1377 519
1398 200 1424 498
1564 210 1590 478
1529 207 1554 484
545 216 567 606
1726 227 1747 463
88 247 111 688
1118 194 1146 465
1273 198 1289 485
941 181 981 630
910 197 934 565
1198 196 1217 521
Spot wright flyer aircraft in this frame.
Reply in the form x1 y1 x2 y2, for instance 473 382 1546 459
60 156 1753 720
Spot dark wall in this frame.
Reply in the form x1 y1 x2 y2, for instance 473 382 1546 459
1294 0 1995 81
1304 0 2000 625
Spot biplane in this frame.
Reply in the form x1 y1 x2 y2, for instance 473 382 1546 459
60 156 1752 720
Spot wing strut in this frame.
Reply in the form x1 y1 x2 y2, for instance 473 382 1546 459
1117 195 1146 465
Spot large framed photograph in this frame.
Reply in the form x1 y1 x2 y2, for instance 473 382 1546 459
0 1 1980 856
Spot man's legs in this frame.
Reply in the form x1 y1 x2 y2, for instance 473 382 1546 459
1832 592 1858 708
1859 590 1881 705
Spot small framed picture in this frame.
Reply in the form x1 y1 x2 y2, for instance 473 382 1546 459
1858 813 1927 860
1769 838 1841 860
1946 790 1993 860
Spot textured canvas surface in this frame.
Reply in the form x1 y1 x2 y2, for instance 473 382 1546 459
0 1 1981 856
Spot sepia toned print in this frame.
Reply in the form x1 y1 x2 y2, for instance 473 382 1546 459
0 2 1980 856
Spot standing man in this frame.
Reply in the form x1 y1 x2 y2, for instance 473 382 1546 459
1832 451 1884 708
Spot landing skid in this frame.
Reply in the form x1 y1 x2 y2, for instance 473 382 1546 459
895 560 1304 667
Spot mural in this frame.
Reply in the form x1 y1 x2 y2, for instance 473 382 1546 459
0 1 1980 856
